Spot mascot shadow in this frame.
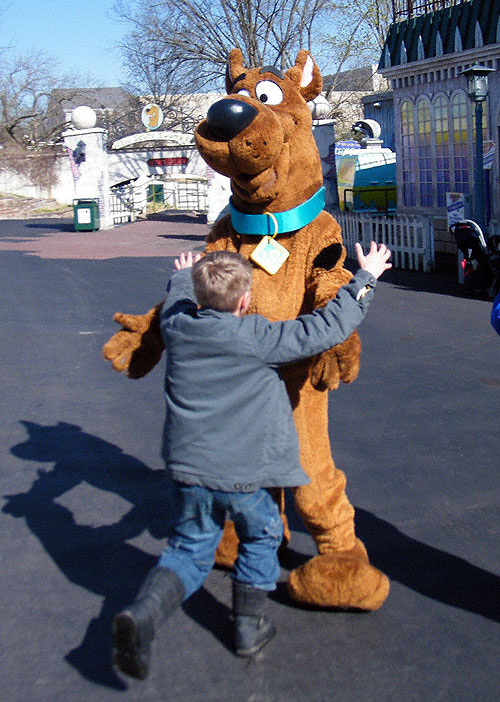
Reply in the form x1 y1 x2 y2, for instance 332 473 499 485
3 421 232 690
281 497 500 622
4 422 499 688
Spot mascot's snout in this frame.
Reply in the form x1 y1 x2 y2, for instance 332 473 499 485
206 98 258 140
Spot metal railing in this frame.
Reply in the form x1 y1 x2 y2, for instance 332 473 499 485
392 0 466 21
342 187 397 214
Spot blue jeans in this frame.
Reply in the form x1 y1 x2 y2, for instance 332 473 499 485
158 482 283 600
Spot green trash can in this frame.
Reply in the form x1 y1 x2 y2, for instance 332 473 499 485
73 199 100 231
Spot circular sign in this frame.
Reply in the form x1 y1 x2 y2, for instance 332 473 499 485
141 103 164 131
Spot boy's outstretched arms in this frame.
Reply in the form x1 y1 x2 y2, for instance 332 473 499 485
355 241 392 279
174 251 202 270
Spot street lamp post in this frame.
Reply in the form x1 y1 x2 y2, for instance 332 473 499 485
461 64 495 230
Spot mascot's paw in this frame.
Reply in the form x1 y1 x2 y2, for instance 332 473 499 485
287 546 389 611
311 331 361 390
102 305 165 378
336 330 361 385
310 348 341 391
102 328 143 373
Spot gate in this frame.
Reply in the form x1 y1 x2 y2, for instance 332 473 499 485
161 176 208 211
109 184 135 224
109 175 208 225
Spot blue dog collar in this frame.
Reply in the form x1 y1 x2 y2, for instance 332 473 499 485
229 187 325 236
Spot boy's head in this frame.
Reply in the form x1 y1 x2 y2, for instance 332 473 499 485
192 251 253 313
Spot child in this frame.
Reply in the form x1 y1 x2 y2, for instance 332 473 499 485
112 241 392 679
491 289 500 336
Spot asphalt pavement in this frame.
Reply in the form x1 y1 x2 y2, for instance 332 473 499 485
0 214 499 701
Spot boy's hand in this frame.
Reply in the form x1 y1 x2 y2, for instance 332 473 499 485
355 241 392 280
174 251 202 270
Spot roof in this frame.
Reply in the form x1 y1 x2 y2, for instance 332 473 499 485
323 65 382 93
379 0 500 69
48 87 132 112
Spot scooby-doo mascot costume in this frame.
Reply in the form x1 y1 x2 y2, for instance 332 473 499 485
103 49 389 611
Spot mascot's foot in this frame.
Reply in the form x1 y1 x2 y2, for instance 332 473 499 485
287 542 389 611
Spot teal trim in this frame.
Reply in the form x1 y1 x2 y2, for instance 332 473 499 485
229 187 326 235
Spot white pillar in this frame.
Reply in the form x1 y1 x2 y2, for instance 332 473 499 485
62 112 113 229
206 167 231 224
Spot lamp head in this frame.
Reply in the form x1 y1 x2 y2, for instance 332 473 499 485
461 63 495 102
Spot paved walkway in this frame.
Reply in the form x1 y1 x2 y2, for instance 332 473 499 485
0 213 209 259
0 215 499 702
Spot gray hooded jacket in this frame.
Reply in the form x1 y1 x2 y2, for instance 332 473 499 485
160 266 376 492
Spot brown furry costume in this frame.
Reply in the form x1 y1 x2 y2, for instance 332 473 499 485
103 50 389 611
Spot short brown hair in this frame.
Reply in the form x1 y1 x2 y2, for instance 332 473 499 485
192 251 253 311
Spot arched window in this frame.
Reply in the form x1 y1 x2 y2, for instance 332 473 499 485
400 42 407 64
417 97 432 206
400 100 416 206
417 36 425 61
475 21 483 47
435 32 443 56
434 95 450 207
451 92 470 194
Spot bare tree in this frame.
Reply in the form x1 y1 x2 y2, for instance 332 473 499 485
317 0 392 137
0 50 70 147
114 0 331 93
0 49 95 196
322 0 392 81
114 0 392 142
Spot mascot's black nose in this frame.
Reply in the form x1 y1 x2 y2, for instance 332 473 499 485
206 98 258 140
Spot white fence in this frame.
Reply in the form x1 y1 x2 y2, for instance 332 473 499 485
337 211 435 272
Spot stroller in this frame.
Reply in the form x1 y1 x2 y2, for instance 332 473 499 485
449 219 500 299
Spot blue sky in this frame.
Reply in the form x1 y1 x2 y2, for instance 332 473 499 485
1 0 128 86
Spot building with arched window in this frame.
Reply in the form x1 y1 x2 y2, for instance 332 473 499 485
379 0 500 253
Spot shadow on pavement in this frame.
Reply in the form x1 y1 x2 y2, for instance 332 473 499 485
158 232 207 243
3 421 229 689
25 219 74 232
357 508 500 622
147 210 208 224
0 218 74 236
5 421 499 690
345 253 477 298
280 494 500 622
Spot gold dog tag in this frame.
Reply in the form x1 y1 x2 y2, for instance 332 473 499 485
250 212 289 275
250 236 289 275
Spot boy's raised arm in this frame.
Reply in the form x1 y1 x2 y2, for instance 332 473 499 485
355 242 392 279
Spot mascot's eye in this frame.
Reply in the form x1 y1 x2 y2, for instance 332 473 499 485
237 89 251 98
255 81 283 105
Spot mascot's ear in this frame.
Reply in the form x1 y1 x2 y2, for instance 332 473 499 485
286 50 322 102
226 49 247 94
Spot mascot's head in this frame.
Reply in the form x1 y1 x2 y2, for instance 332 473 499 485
195 49 324 214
